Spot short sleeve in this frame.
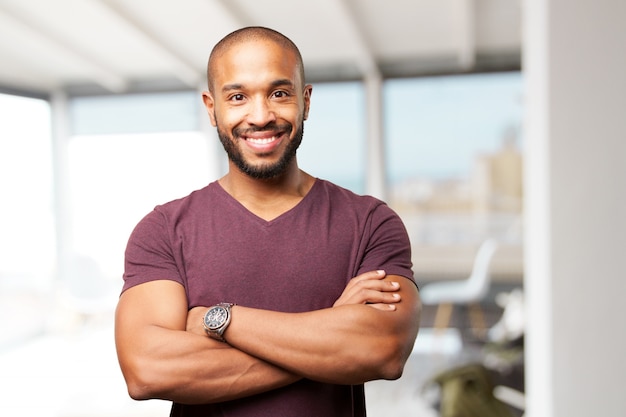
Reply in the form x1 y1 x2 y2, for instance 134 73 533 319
122 208 184 293
358 203 415 283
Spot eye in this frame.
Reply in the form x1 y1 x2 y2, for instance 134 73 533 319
272 90 290 99
228 93 245 102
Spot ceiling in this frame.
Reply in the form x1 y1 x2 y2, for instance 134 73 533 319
0 0 521 98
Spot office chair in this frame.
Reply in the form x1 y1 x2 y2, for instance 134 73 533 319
419 238 499 337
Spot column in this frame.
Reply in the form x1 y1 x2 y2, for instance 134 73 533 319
524 1 626 416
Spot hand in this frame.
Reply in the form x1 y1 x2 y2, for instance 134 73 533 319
333 270 401 311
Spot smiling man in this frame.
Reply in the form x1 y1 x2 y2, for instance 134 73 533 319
115 26 421 417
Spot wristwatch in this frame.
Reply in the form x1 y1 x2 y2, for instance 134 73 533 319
203 303 235 342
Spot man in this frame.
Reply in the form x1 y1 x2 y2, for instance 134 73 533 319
115 26 421 417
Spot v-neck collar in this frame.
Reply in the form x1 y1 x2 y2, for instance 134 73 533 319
213 179 320 226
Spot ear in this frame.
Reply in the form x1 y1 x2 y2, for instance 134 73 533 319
202 90 217 127
303 84 313 120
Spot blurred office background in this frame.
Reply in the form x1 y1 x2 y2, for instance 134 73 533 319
0 1 624 416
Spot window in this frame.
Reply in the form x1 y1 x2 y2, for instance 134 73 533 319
66 131 213 281
298 81 365 193
384 72 524 279
0 94 54 290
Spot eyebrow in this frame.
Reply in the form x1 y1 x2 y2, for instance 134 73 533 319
221 79 295 94
221 83 243 94
270 79 295 89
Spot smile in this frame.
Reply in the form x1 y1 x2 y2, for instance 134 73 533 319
245 136 278 144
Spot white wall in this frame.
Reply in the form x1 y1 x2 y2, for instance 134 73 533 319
524 1 626 416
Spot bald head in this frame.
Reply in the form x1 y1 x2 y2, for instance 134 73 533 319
207 26 305 94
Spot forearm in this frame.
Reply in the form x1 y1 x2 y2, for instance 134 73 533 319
115 283 299 404
120 329 297 403
223 278 420 385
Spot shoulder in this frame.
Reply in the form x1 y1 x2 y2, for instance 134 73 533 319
314 181 414 282
153 182 221 217
315 179 384 207
314 179 398 220
128 182 221 245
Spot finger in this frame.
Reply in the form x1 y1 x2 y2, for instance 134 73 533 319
350 269 386 284
336 287 401 307
364 303 398 312
334 271 400 308
382 280 401 292
343 278 399 301
363 290 401 305
342 271 386 294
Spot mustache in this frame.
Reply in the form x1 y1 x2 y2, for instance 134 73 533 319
233 123 292 137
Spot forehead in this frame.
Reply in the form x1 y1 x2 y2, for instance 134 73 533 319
211 39 301 90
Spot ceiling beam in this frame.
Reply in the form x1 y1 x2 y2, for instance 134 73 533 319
335 0 380 78
213 0 253 27
458 0 477 69
96 0 202 88
0 2 127 93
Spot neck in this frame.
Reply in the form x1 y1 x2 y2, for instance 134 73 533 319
219 161 315 220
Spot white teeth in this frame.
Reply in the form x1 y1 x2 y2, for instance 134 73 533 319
247 136 276 144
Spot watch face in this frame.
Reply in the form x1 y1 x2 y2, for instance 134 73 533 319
204 306 228 330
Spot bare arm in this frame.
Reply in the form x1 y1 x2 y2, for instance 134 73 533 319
227 273 420 384
115 270 410 404
114 280 299 404
188 270 421 385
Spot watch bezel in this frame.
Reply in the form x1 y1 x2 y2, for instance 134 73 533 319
203 303 234 342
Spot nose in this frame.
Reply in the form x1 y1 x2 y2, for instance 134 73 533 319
246 96 276 127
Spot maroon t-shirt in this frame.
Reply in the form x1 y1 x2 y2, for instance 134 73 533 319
123 179 414 417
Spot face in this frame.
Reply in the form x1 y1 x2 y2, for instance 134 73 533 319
203 39 312 179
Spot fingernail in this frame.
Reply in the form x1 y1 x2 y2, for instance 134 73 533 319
377 270 385 275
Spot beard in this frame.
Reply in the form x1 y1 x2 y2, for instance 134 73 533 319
217 121 304 180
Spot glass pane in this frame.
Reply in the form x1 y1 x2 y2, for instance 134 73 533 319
66 132 214 282
70 91 199 135
298 82 365 194
0 94 55 289
384 72 524 281
0 93 54 347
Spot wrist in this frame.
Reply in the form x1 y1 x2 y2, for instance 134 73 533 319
203 303 235 342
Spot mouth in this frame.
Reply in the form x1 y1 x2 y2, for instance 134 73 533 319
244 135 280 144
240 132 285 154
237 124 291 152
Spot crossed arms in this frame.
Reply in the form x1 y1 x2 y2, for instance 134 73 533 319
115 270 421 404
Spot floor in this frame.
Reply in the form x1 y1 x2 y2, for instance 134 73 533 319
0 290 524 417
